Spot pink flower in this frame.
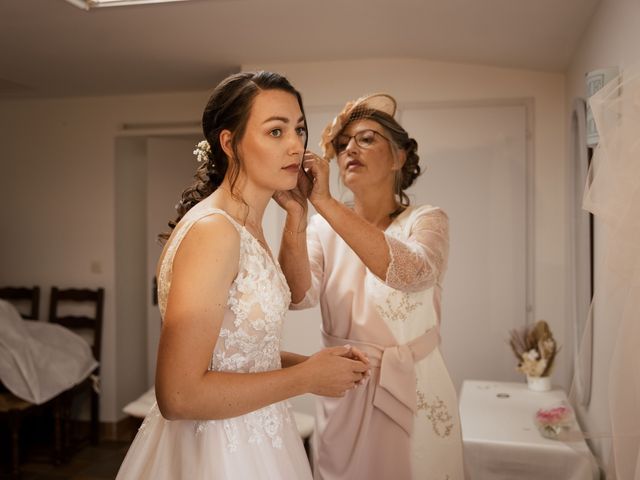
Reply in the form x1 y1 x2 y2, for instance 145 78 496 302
535 406 572 426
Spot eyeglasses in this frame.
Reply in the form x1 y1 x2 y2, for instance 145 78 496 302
333 129 391 155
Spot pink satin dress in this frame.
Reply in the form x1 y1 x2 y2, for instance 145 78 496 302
292 205 465 480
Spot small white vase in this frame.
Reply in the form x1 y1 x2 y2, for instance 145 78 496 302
527 375 552 392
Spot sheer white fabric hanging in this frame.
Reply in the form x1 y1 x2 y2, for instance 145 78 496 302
568 96 593 408
568 66 640 480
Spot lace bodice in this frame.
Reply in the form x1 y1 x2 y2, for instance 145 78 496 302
157 206 291 374
150 207 295 451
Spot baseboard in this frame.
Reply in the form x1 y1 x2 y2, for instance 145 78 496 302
106 416 141 442
73 416 141 442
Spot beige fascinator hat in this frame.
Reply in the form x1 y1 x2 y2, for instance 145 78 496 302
320 93 397 160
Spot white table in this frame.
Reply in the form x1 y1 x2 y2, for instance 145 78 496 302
459 380 599 480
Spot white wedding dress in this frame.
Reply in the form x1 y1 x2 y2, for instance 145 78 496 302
116 205 312 479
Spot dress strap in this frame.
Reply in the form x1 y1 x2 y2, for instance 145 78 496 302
195 207 242 231
167 206 243 266
171 207 242 245
321 327 440 435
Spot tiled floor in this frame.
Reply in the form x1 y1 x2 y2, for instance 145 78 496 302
0 441 130 480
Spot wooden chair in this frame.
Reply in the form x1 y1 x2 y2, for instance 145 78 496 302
48 287 104 450
0 286 40 320
0 286 42 475
0 394 43 475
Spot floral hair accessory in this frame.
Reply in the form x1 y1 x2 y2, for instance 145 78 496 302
320 93 397 160
193 140 211 163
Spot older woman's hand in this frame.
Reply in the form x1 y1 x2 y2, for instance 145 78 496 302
303 150 333 209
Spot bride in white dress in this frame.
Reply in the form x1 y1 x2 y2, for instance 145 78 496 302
116 71 369 480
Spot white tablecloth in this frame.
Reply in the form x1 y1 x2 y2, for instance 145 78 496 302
459 380 599 480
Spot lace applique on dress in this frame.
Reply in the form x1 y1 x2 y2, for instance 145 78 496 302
384 208 449 293
137 405 161 437
191 418 241 453
417 390 454 438
370 278 423 322
368 223 425 322
245 403 293 449
213 227 290 373
155 207 292 451
194 421 207 436
223 420 240 452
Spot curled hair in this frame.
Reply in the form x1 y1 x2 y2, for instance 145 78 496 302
340 109 421 217
159 71 307 241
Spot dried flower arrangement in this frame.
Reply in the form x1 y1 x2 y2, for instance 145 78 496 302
509 320 559 378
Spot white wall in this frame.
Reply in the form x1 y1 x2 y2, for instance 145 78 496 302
244 58 568 387
0 57 568 423
114 137 149 418
145 136 201 386
0 91 208 422
565 0 640 465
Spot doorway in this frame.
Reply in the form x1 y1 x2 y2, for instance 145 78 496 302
114 134 199 414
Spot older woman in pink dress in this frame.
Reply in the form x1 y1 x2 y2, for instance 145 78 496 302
275 94 465 479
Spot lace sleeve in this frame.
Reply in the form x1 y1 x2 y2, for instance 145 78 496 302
383 207 449 293
289 216 324 310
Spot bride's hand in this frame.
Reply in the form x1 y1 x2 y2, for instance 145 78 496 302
272 168 312 219
302 151 332 209
339 345 370 385
303 346 370 397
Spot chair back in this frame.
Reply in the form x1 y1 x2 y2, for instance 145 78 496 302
48 287 105 362
0 286 40 320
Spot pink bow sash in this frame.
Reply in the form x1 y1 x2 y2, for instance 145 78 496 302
321 326 441 435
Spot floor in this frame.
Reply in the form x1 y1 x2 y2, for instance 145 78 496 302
0 431 130 480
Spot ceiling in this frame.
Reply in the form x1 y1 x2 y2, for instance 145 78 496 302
0 0 600 98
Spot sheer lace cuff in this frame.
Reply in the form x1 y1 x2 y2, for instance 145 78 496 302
383 208 449 293
289 288 318 310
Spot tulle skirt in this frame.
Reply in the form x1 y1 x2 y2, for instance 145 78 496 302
116 402 312 480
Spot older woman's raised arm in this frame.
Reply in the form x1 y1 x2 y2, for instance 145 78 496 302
278 213 324 309
312 198 448 293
